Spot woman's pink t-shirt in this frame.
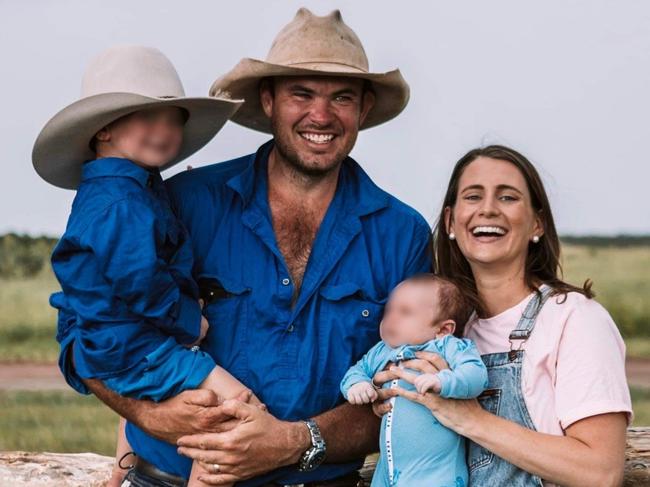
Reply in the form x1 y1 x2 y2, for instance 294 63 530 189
464 291 632 438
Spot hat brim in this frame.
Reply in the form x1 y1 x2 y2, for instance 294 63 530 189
33 93 242 189
209 58 410 133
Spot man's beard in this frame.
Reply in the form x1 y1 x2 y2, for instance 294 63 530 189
271 119 351 179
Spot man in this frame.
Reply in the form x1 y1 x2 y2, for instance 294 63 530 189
64 8 431 486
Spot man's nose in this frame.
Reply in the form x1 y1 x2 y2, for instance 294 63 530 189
307 97 335 126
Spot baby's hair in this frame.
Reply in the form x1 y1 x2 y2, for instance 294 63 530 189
403 273 473 337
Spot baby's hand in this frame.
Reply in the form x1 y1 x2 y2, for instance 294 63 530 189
347 381 378 405
414 373 442 395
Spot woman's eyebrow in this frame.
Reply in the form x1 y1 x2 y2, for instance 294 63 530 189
460 183 524 195
496 184 524 195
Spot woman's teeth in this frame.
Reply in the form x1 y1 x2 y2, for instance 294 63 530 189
472 226 507 236
301 132 335 144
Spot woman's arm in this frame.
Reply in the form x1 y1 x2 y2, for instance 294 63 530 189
387 363 627 487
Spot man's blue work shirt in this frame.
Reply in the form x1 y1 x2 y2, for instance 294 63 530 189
51 157 202 384
59 141 431 485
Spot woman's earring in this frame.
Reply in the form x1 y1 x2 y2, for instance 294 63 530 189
449 232 456 241
532 235 540 243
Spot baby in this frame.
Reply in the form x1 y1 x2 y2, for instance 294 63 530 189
340 274 488 487
36 46 250 487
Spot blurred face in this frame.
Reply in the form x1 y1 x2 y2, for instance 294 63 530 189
380 282 448 348
95 106 185 168
445 157 543 270
260 76 375 176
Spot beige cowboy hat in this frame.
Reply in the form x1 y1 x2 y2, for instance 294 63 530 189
33 45 243 189
209 8 410 133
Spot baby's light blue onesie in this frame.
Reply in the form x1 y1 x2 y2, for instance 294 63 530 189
340 335 488 487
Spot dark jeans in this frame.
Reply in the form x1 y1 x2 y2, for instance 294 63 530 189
121 468 187 487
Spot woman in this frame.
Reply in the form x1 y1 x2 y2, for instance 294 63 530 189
372 146 632 487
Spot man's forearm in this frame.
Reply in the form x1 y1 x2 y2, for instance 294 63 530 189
83 378 164 438
313 402 380 463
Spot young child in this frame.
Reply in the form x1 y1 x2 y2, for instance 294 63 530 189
33 46 251 487
340 274 488 487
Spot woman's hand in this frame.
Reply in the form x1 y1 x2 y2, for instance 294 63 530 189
386 351 485 434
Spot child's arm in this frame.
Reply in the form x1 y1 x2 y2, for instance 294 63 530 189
340 341 389 403
415 336 487 399
75 199 203 345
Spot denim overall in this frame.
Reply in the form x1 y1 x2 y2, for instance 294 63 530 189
468 286 552 487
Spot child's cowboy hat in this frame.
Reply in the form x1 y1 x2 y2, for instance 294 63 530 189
33 45 243 189
209 8 409 133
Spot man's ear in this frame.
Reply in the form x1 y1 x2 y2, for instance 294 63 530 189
259 80 275 119
437 320 456 337
358 89 376 127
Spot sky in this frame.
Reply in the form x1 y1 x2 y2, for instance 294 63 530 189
1 0 649 236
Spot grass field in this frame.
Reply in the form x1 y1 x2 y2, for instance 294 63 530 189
0 388 648 456
1 243 648 363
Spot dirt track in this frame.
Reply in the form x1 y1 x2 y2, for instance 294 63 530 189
1 358 649 391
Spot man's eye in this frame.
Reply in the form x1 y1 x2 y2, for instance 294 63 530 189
293 92 311 99
335 95 353 103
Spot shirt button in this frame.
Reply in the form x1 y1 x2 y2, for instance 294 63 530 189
287 324 295 332
361 309 370 317
282 278 291 286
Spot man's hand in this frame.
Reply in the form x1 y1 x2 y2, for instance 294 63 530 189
176 399 311 485
346 381 378 405
143 388 251 443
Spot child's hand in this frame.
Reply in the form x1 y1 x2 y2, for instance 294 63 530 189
198 315 209 342
347 381 378 405
414 372 442 394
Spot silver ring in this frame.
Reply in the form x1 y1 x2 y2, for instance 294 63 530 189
211 463 220 473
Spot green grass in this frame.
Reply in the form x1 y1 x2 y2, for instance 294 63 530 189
0 390 118 455
0 244 648 363
0 388 647 456
0 273 60 362
561 244 650 338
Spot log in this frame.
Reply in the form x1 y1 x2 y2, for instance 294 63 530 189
1 427 648 486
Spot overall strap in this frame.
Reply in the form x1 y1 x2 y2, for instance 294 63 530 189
509 284 553 353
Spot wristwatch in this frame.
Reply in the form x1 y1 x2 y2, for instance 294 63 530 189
297 419 327 471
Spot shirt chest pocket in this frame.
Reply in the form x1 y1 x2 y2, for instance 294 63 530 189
199 275 251 380
319 282 386 370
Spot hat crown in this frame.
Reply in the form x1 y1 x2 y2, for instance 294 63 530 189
81 45 186 99
266 8 369 72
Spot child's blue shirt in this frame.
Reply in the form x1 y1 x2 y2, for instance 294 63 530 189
340 335 488 486
50 157 204 383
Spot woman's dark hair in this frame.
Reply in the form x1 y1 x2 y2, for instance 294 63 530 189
433 145 593 317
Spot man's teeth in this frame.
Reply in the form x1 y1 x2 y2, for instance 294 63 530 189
472 226 506 235
301 133 335 144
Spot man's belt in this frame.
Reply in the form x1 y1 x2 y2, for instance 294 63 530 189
132 456 364 487
132 456 187 486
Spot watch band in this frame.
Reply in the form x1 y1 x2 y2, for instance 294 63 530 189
298 419 327 472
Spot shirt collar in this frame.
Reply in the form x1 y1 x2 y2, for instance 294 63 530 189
226 139 389 216
81 157 159 188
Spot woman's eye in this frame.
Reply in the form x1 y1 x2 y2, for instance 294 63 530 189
500 195 518 202
464 194 480 201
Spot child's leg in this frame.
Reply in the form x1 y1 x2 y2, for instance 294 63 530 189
108 417 134 487
187 365 258 487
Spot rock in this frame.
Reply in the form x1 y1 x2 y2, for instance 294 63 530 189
0 451 113 487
